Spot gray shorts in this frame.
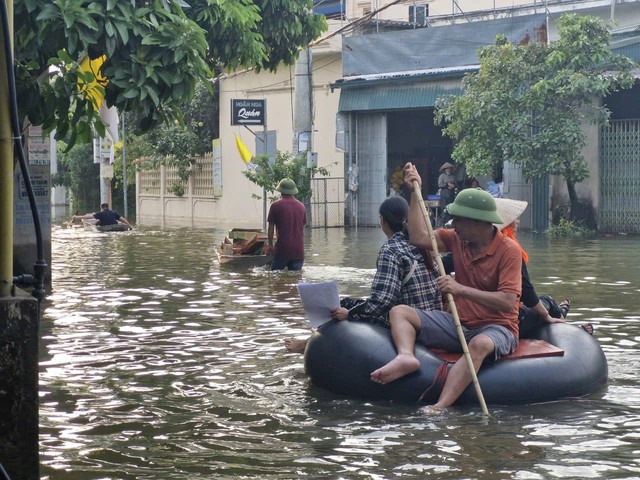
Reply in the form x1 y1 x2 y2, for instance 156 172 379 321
415 309 518 361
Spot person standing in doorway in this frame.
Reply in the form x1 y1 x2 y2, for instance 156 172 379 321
74 203 132 228
267 178 307 271
437 162 457 224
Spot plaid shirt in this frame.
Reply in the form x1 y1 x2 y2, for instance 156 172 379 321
344 232 443 327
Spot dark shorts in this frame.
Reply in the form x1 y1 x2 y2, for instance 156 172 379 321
415 309 518 361
271 258 304 271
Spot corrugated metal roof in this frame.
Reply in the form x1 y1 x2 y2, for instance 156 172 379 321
343 14 545 77
338 81 462 112
613 41 640 62
335 33 640 113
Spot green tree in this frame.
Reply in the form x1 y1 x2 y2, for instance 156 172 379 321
434 14 636 223
51 142 100 212
15 0 326 145
121 79 219 193
242 151 330 202
54 79 218 204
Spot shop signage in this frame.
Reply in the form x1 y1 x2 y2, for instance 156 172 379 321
231 99 266 126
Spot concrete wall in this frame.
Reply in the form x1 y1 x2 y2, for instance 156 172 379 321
14 127 52 283
0 290 40 480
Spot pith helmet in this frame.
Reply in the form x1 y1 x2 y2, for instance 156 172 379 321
447 188 503 224
275 178 298 195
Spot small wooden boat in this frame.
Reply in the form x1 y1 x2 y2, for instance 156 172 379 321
82 219 131 232
215 228 272 268
305 320 607 405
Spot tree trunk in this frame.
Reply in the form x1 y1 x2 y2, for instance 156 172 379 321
566 178 597 229
566 178 578 221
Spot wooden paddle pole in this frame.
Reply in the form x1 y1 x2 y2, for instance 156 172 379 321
66 210 79 228
413 181 490 416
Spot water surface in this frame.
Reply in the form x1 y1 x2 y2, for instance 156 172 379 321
40 226 640 479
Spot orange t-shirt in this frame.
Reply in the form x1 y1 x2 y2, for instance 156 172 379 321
437 227 522 338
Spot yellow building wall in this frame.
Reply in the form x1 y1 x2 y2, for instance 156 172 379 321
214 39 344 228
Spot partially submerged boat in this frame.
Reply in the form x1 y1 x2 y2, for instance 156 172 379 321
215 228 272 268
304 320 607 405
82 219 131 232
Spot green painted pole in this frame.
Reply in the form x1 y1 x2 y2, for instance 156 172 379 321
0 0 13 298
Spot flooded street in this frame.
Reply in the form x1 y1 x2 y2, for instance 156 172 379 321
40 225 640 479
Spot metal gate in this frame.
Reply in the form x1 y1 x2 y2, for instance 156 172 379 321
600 119 640 234
309 177 345 228
353 113 388 227
502 162 549 231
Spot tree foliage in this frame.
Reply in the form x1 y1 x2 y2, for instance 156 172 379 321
242 151 330 202
15 0 326 145
123 79 218 186
434 14 636 218
51 141 100 211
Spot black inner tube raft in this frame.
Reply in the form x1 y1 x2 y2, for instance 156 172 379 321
304 320 607 405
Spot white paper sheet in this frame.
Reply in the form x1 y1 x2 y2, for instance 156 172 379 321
297 281 340 328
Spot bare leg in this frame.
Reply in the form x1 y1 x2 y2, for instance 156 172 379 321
283 337 309 354
370 305 422 384
428 334 495 410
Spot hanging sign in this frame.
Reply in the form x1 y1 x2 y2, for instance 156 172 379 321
231 99 266 126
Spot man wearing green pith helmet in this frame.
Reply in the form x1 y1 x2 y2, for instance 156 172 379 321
267 178 307 271
370 163 522 412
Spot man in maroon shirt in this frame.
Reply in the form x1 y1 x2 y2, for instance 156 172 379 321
267 178 307 270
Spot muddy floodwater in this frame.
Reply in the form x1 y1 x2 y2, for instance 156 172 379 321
40 225 640 479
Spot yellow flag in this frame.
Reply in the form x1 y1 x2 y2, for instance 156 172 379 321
78 54 108 109
235 134 253 164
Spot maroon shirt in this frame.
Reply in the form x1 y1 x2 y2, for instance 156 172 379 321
267 196 306 259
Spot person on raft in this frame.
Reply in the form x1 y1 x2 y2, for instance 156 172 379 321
491 198 592 336
370 163 522 412
445 198 590 336
74 203 132 227
284 196 443 354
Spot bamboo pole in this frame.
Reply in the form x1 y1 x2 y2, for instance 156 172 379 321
413 181 490 416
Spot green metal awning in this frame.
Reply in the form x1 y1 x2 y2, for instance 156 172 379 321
338 81 463 112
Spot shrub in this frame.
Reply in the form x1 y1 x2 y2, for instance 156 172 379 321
241 151 331 201
545 218 594 237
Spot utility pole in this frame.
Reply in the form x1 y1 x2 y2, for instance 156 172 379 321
121 113 128 218
0 0 13 297
293 48 314 225
293 48 313 157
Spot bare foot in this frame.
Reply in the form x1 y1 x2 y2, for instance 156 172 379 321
283 337 308 354
580 323 594 335
370 354 420 384
419 405 446 415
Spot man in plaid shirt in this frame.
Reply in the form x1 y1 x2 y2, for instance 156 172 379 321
285 196 442 353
